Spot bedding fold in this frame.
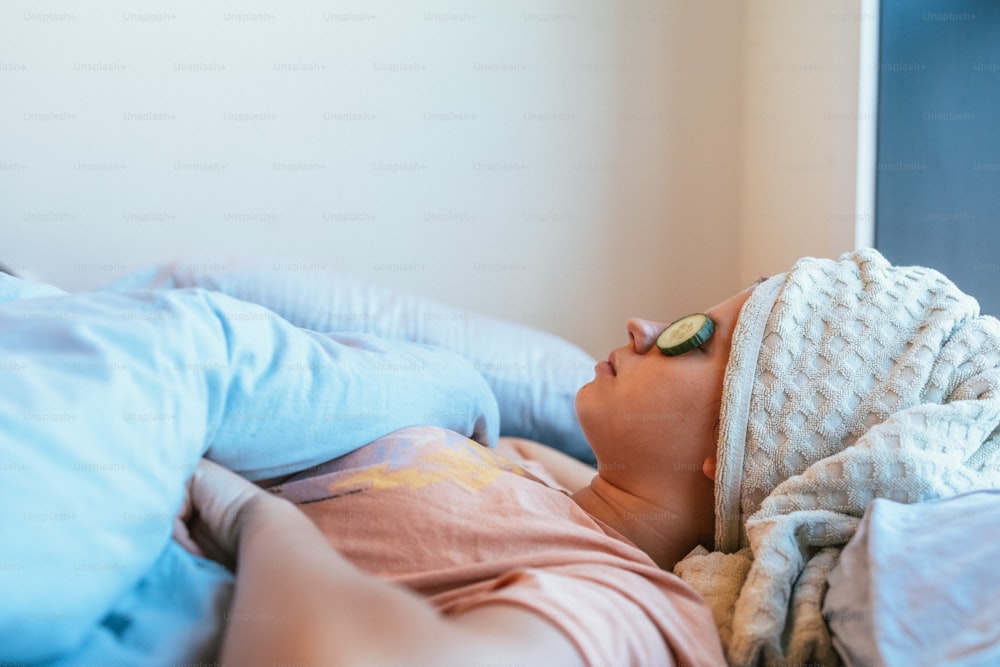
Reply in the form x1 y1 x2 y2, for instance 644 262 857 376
0 278 498 663
103 259 596 461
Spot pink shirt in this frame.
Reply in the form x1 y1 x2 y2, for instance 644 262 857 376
270 426 725 666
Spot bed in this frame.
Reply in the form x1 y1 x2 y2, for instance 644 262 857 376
2 261 998 666
0 260 596 665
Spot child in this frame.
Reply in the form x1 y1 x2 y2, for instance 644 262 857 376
178 249 1000 666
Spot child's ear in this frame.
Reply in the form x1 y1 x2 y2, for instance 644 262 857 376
701 457 717 481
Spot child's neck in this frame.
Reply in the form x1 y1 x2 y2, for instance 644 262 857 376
572 476 708 570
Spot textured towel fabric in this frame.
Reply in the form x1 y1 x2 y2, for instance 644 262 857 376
675 249 1000 666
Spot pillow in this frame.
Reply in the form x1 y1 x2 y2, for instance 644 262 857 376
824 490 1000 667
0 271 67 304
104 260 597 462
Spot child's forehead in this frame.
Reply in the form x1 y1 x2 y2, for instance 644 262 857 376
705 288 755 331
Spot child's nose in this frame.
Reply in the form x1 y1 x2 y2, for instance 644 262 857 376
625 318 665 354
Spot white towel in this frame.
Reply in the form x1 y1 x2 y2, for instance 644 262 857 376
677 249 1000 666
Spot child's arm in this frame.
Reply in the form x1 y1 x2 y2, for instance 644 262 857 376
497 436 597 492
176 459 585 667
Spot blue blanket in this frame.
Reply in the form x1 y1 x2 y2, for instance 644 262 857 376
0 273 498 665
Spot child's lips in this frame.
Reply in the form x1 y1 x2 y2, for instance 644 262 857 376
605 351 619 376
594 350 619 377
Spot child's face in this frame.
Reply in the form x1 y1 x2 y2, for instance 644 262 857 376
574 288 752 491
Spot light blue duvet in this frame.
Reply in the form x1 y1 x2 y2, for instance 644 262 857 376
0 273 499 665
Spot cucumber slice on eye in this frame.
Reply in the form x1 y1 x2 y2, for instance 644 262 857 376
655 313 716 356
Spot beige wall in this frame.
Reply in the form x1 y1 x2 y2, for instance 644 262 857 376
0 1 868 357
738 0 869 284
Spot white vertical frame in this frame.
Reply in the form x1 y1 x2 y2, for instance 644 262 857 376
854 0 881 249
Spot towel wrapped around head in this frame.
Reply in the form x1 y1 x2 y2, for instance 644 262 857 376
674 248 1000 666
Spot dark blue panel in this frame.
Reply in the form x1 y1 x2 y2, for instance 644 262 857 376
876 0 999 316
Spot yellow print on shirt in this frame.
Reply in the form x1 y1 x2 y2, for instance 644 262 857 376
323 433 527 497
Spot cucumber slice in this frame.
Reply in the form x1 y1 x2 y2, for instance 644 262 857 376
655 313 716 356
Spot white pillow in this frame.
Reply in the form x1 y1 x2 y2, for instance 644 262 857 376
825 490 1000 667
106 261 597 462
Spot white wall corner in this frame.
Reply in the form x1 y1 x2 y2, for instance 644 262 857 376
738 0 871 281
